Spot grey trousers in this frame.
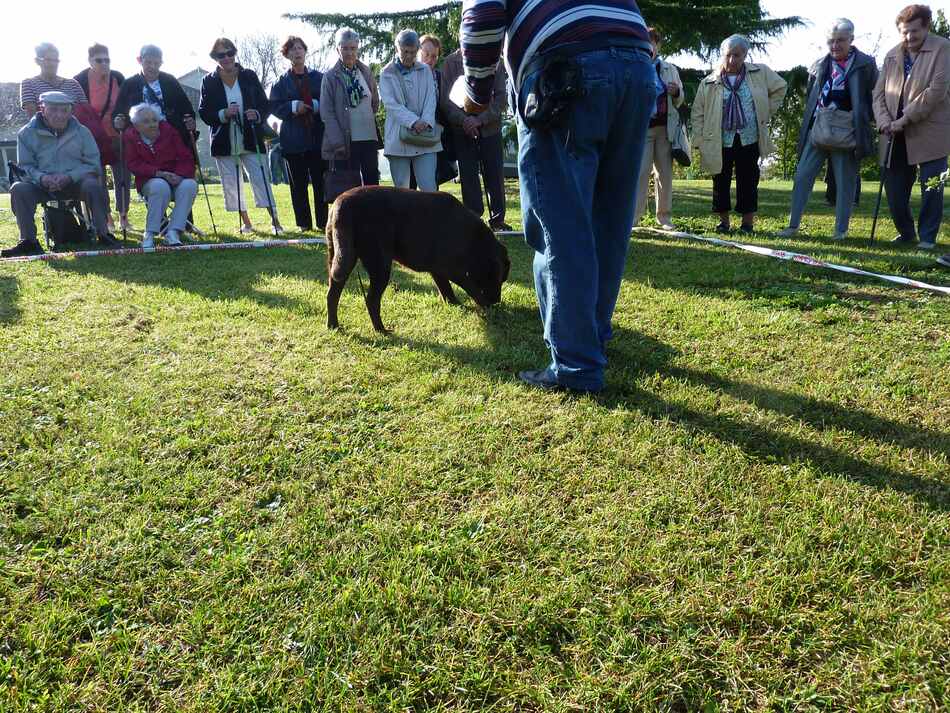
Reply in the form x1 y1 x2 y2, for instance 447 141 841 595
389 153 437 192
789 136 859 234
884 135 947 244
455 131 506 224
141 177 198 234
11 176 109 243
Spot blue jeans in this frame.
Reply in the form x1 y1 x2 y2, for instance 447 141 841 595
518 47 655 391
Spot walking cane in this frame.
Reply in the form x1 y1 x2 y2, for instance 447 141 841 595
871 135 895 242
189 130 218 239
117 128 127 242
249 121 280 235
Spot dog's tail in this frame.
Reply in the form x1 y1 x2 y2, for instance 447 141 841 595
326 197 357 284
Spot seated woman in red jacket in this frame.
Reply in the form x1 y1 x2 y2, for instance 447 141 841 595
123 102 197 247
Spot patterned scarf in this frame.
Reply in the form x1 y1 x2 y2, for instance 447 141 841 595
903 51 915 78
820 48 855 108
341 65 366 109
721 66 748 133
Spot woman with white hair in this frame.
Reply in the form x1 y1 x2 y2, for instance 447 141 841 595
778 19 878 240
379 29 441 191
123 103 197 247
320 27 381 188
691 34 787 233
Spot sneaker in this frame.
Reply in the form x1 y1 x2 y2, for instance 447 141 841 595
98 233 120 247
777 226 799 238
658 221 676 231
1 239 44 258
165 230 182 247
141 233 155 249
936 255 950 268
240 224 255 235
832 231 847 241
918 241 936 250
517 368 599 394
715 222 731 234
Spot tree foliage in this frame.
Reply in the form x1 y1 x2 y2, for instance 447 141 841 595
237 33 284 89
933 9 950 40
286 0 802 63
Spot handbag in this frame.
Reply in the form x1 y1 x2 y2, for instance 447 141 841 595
670 111 691 167
323 160 362 203
395 67 442 148
811 107 856 151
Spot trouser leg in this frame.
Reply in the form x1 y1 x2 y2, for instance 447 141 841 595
410 153 437 192
10 181 45 243
633 134 653 226
788 139 828 228
351 141 379 185
918 156 948 244
285 152 313 229
652 126 673 224
884 135 918 240
478 132 507 224
388 156 411 188
829 148 858 234
308 150 329 229
733 141 760 215
142 178 172 234
243 153 274 209
712 139 737 214
169 179 198 232
77 176 109 236
215 157 242 212
455 132 484 216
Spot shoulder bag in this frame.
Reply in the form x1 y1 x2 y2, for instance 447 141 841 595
811 107 856 151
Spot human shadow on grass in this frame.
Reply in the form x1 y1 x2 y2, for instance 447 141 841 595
359 309 949 511
0 274 22 325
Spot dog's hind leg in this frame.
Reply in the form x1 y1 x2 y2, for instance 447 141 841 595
326 239 357 330
431 273 460 305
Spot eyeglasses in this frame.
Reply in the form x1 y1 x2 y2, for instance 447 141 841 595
37 57 60 63
213 49 237 60
93 57 110 64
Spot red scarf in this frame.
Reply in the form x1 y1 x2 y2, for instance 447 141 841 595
293 69 313 130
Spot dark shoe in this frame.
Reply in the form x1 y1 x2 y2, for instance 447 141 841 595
98 233 120 247
891 235 915 245
1 239 44 258
918 241 936 251
517 368 562 391
715 222 731 234
739 223 754 234
491 221 514 232
936 255 950 268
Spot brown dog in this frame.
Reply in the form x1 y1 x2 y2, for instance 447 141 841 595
325 186 511 333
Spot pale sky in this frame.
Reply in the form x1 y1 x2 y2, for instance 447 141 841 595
2 0 919 83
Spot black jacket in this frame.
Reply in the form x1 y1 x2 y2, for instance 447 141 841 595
113 71 195 144
798 49 879 160
198 67 270 156
73 68 126 109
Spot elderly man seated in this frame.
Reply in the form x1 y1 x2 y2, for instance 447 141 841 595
2 91 118 258
123 103 198 247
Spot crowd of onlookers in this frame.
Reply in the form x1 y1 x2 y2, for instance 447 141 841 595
1 3 947 268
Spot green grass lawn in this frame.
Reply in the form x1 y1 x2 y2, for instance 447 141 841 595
1 178 949 711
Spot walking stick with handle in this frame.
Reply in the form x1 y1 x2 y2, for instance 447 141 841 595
117 127 127 242
871 135 895 242
189 129 218 239
249 121 280 235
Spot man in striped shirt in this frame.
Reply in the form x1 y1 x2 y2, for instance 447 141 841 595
461 0 656 393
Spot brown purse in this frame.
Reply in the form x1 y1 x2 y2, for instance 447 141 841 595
323 160 362 203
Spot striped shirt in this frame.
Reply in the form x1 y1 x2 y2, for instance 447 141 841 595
461 0 651 105
20 75 88 110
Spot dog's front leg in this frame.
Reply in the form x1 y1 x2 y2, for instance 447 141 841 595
431 273 461 305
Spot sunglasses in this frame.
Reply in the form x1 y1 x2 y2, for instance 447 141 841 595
92 57 110 64
213 49 237 60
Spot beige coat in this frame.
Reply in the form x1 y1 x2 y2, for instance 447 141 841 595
872 32 950 166
690 63 788 175
656 58 686 140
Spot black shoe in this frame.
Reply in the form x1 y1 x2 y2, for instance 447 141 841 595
1 239 44 258
98 233 120 247
518 368 562 391
937 255 950 268
891 235 915 245
715 222 731 234
739 223 754 234
491 221 514 232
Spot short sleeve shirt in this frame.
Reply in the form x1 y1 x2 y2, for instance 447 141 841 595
20 76 87 109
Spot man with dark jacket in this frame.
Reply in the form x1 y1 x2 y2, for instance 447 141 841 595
440 47 510 231
112 45 196 145
778 19 878 240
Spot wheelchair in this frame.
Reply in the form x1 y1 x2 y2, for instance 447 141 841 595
7 161 96 251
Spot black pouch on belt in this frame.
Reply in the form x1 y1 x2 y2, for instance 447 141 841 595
522 56 583 130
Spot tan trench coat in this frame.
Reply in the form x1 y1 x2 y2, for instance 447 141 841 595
872 32 950 166
690 63 788 175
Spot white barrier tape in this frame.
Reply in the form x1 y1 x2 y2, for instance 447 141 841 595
635 227 950 297
0 237 327 264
